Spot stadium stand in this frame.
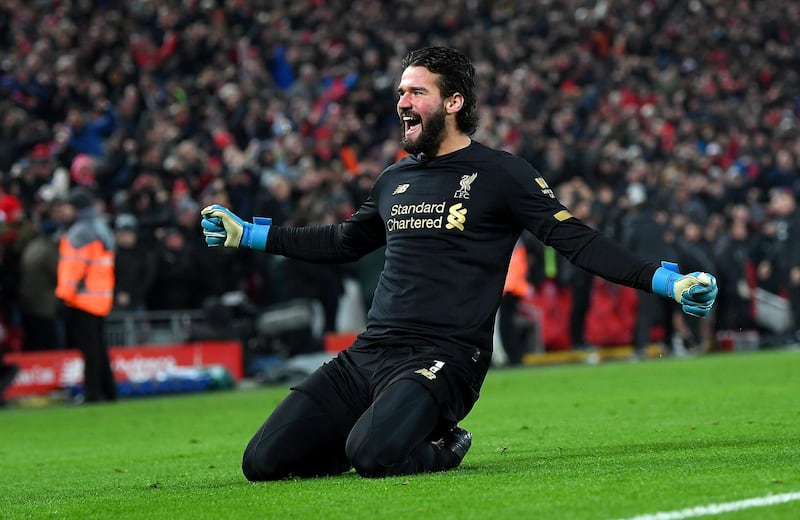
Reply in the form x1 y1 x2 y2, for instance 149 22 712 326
1 0 799 373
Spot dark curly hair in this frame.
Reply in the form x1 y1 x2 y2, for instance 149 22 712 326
401 47 478 136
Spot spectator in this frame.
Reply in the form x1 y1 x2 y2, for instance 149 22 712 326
0 356 19 406
674 220 717 352
0 174 27 350
497 238 534 365
767 189 800 339
148 226 197 311
558 183 598 352
112 213 155 312
622 185 678 358
713 209 757 332
55 188 116 403
18 198 66 351
1 0 800 355
63 101 117 159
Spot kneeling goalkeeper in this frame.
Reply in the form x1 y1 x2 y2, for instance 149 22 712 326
201 47 718 480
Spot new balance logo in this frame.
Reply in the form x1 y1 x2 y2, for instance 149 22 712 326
393 183 411 195
445 203 467 231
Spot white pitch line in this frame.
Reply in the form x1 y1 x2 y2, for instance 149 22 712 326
617 491 800 520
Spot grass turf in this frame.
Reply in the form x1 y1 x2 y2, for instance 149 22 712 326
1 348 798 519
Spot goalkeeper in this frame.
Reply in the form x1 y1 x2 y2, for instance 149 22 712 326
201 47 718 481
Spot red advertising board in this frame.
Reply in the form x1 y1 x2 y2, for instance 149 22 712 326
3 341 242 399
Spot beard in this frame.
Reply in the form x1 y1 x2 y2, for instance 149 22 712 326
400 106 447 156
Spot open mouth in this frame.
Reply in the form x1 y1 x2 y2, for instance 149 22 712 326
402 114 421 137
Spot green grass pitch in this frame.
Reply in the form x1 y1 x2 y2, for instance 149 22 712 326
2 349 798 519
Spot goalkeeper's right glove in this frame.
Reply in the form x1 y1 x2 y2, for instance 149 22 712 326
651 261 718 318
200 204 271 250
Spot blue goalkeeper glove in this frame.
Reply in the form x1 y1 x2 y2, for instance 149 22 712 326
651 261 718 318
200 204 271 250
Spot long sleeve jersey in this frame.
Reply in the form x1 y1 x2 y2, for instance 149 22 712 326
266 141 658 372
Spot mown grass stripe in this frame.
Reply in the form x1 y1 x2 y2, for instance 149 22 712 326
618 491 800 520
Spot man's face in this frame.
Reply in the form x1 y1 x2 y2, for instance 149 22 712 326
66 109 84 129
57 202 76 224
397 66 447 156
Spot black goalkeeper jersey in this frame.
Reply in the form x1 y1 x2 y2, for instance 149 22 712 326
266 141 658 373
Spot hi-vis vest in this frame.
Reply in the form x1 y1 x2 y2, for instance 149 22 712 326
56 215 115 317
503 241 531 298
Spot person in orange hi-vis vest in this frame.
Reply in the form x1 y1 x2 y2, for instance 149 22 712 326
56 187 117 403
497 239 533 365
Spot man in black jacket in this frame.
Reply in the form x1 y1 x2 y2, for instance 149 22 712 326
201 47 718 480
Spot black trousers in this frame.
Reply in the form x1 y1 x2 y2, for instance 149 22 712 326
498 293 524 365
790 284 800 335
21 313 61 351
64 307 117 402
633 292 674 353
242 346 475 480
0 362 20 402
243 379 458 480
569 270 594 346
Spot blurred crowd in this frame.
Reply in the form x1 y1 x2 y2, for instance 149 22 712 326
1 0 799 355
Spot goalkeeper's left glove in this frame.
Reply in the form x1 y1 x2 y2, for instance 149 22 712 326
200 204 271 250
651 261 718 318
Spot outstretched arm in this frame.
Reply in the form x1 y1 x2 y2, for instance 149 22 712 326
200 198 386 263
545 213 718 318
503 161 718 318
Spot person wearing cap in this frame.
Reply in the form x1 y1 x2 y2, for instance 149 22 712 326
112 212 154 312
55 187 117 403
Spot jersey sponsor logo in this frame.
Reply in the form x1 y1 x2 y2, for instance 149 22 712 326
535 177 555 198
390 202 446 216
386 202 468 232
453 172 478 199
415 360 445 380
445 203 467 231
393 183 411 195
